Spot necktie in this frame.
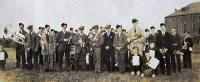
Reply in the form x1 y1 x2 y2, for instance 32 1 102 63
46 33 49 43
30 33 32 39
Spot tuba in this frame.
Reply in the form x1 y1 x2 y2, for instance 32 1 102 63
3 24 26 45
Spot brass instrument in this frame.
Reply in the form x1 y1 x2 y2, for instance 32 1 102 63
183 38 187 50
3 25 26 45
160 48 167 58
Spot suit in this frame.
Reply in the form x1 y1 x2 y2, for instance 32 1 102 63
41 32 51 70
56 30 71 71
16 29 27 68
25 32 39 70
155 31 171 75
103 31 115 72
113 32 128 72
87 38 95 70
92 33 104 72
170 33 182 73
37 32 44 65
72 33 89 70
49 34 57 70
182 37 193 69
127 27 145 55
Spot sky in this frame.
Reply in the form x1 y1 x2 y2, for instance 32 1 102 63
0 0 199 37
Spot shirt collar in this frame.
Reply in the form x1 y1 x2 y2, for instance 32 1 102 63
63 30 66 34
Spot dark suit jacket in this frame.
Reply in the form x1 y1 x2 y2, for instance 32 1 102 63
155 31 171 50
103 32 115 50
113 32 128 53
92 33 104 48
25 32 39 52
148 33 157 43
72 33 89 53
170 33 182 51
56 31 71 51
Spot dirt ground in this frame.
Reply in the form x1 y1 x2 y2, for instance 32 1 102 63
0 47 200 82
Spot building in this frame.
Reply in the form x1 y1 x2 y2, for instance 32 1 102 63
165 2 200 36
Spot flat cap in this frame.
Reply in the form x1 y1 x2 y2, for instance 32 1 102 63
27 25 33 29
92 25 99 30
105 24 111 29
78 26 85 30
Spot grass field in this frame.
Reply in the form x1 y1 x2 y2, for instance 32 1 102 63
0 47 200 82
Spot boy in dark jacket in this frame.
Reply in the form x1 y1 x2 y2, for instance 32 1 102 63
182 32 193 69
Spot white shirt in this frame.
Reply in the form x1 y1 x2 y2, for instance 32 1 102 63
161 31 165 36
62 30 66 34
107 31 110 36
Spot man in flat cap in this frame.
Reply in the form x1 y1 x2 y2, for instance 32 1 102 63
25 25 39 70
56 23 72 71
68 27 76 50
91 25 104 73
72 26 89 71
102 24 115 72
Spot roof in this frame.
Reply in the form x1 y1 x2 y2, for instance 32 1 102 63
166 2 200 18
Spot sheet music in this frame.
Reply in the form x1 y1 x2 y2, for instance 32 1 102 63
149 50 155 57
189 47 192 51
132 56 140 66
86 55 89 64
0 52 5 60
148 57 159 69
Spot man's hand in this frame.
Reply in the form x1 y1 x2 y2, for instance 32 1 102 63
64 38 70 42
116 47 121 51
86 53 90 56
105 46 109 50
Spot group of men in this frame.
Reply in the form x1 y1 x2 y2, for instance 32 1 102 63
3 18 193 77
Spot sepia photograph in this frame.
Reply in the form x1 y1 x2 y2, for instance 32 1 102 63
0 0 200 82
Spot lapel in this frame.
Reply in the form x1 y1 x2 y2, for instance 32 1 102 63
79 33 83 40
31 32 35 40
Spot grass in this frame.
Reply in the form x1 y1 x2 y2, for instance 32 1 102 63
0 48 200 82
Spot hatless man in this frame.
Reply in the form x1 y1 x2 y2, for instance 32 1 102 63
155 23 171 75
56 23 72 71
170 28 182 73
15 23 27 69
113 25 128 73
128 19 145 56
